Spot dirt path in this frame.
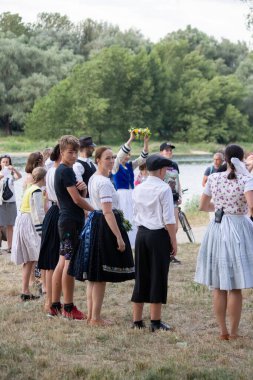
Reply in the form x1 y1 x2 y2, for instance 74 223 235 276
177 225 207 244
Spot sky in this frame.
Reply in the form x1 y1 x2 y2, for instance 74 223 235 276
0 0 252 44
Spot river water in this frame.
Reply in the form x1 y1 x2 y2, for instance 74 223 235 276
11 154 212 209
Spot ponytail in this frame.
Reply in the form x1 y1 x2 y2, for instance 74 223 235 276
227 163 236 180
225 144 244 181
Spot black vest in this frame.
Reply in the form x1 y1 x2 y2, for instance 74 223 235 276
77 159 96 198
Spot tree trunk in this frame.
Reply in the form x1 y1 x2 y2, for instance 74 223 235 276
3 115 12 136
98 130 102 144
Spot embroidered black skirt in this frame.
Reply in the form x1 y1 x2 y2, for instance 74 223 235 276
68 210 135 283
38 205 60 270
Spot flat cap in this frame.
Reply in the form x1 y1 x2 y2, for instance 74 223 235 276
159 142 175 151
146 154 173 171
79 136 96 148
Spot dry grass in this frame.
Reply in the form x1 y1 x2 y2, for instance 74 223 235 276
1 245 253 380
187 212 209 227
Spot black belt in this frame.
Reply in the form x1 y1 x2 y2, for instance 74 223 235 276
139 225 165 232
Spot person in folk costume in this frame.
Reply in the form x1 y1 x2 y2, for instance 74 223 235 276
195 144 253 340
112 131 149 247
73 136 97 204
68 146 135 326
131 155 177 331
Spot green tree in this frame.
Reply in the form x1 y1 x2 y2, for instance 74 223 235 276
25 46 155 141
0 12 30 36
0 35 82 134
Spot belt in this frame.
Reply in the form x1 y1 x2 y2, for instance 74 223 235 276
139 225 165 232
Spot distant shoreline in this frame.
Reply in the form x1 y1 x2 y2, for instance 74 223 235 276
0 150 212 158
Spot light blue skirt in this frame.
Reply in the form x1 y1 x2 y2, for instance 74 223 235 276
195 215 253 290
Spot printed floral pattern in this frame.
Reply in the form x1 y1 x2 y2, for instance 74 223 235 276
205 172 253 214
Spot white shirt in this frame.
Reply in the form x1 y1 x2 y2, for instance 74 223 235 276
88 174 119 210
45 158 54 171
133 175 175 229
46 167 57 202
73 157 96 182
0 169 17 203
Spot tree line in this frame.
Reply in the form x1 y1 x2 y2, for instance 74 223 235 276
1 11 253 143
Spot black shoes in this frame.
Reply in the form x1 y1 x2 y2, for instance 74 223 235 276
131 320 174 332
131 320 146 329
150 321 174 332
20 293 40 301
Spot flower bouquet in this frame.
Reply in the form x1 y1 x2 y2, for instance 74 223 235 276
128 127 151 138
118 209 132 232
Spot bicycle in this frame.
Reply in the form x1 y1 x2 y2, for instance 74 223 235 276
178 189 195 243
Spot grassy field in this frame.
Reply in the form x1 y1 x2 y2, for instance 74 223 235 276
1 135 253 156
1 244 253 380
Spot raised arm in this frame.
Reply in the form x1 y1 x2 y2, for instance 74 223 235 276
131 134 149 170
9 165 22 180
112 131 136 174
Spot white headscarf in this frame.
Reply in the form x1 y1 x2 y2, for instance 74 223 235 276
231 157 250 176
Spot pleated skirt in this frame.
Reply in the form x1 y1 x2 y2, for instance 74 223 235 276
11 213 41 265
195 215 253 290
38 205 60 270
68 210 135 283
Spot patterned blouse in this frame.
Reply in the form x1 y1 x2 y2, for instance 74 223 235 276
204 172 253 215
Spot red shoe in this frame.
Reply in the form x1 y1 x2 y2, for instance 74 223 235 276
62 305 87 320
47 305 62 317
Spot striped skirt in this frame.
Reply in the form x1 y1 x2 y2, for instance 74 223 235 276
195 215 253 290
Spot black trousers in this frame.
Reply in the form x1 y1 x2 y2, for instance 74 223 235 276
131 226 172 304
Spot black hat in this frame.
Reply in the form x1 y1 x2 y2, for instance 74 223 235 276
79 136 96 148
146 154 173 171
159 142 175 151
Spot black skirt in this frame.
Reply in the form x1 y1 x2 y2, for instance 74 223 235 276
38 205 60 270
68 210 135 283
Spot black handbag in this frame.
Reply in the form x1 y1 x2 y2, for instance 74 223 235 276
2 178 13 201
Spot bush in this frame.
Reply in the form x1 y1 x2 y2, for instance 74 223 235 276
184 194 200 214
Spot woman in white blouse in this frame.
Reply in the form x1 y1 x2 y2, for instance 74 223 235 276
69 147 135 326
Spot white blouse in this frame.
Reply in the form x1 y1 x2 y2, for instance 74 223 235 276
46 167 57 202
0 172 16 203
88 174 119 210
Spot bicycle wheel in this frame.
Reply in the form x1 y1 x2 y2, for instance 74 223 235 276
178 210 195 243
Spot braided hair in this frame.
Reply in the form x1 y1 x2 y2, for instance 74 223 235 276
225 144 244 180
